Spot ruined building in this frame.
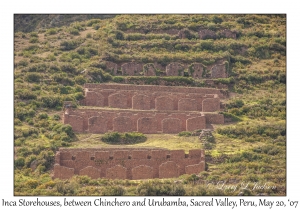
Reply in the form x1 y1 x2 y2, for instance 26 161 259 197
55 83 225 180
54 148 205 180
63 83 225 134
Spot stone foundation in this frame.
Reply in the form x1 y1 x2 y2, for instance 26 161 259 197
53 148 205 180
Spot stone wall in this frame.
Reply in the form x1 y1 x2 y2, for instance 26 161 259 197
166 62 185 76
83 84 224 97
121 62 143 76
63 108 218 133
219 29 236 39
53 148 205 180
202 113 225 124
198 29 217 39
202 98 220 112
105 61 119 75
188 63 204 79
64 83 225 134
143 63 156 76
111 61 229 79
81 84 224 109
211 63 227 78
64 107 224 133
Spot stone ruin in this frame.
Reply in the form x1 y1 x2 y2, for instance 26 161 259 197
59 83 227 180
199 129 214 140
104 60 228 79
143 63 156 76
123 28 236 40
166 62 185 76
219 29 237 39
211 63 228 78
63 83 225 134
121 62 143 76
198 29 217 40
53 148 205 180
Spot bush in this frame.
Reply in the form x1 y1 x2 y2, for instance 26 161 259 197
18 59 29 67
115 30 125 40
60 40 79 51
15 157 25 168
53 114 60 120
41 96 62 109
102 186 125 196
29 37 39 43
101 132 146 144
16 89 37 100
38 112 48 119
68 28 79 35
86 19 101 26
101 132 121 144
227 99 244 108
72 75 84 85
136 181 186 196
112 76 124 82
24 179 39 189
46 28 57 35
178 131 192 137
25 72 41 83
60 63 77 74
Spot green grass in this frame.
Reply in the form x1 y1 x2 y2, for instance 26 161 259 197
72 133 202 152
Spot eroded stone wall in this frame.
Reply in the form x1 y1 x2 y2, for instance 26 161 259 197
65 83 225 134
121 62 143 76
198 29 216 39
211 63 227 78
166 62 185 76
64 108 218 133
53 148 205 180
81 84 224 110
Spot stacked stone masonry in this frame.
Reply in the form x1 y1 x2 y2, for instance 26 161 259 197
63 107 225 133
122 28 236 40
105 60 228 79
53 148 205 180
63 84 225 133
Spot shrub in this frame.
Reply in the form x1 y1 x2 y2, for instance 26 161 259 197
15 157 25 168
101 132 121 144
115 30 125 40
38 112 48 119
101 132 146 144
52 73 75 86
60 63 77 74
59 124 74 138
46 28 57 35
68 28 79 35
16 89 37 100
86 33 92 38
227 99 244 108
18 59 28 67
60 40 80 51
53 114 60 120
74 75 86 85
41 96 62 109
86 19 101 26
74 92 84 100
136 181 186 196
29 37 39 43
178 131 192 137
25 72 41 83
24 179 39 189
102 186 125 196
112 76 124 83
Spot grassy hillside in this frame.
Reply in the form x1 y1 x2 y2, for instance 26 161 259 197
14 14 286 196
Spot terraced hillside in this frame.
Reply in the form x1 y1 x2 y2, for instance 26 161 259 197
14 14 286 196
